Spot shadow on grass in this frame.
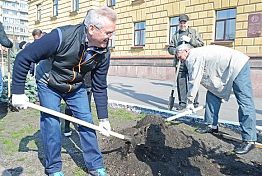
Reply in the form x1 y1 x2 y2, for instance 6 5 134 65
18 123 88 173
6 166 23 176
0 102 8 120
18 130 45 167
61 125 87 173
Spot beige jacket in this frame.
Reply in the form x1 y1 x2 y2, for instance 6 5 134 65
186 45 249 102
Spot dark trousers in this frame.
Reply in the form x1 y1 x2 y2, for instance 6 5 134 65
177 62 199 107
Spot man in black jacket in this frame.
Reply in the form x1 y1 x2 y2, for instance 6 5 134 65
0 22 13 97
11 7 117 176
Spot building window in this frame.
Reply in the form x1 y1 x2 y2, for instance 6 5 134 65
36 4 41 21
215 8 236 41
72 0 79 12
169 16 179 43
108 34 115 48
53 0 58 17
134 21 146 46
107 0 116 7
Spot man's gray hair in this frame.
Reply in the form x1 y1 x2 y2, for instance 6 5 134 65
176 44 193 53
84 6 117 29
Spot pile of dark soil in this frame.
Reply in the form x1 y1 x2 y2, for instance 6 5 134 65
101 115 262 176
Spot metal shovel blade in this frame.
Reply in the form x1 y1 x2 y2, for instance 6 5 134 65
168 90 175 111
168 60 181 111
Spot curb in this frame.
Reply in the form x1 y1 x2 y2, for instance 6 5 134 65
108 99 262 132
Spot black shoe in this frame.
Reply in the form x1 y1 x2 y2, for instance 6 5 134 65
64 128 72 137
234 142 255 154
193 103 199 108
196 126 218 134
176 105 186 111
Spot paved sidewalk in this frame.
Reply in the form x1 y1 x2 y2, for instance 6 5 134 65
107 75 262 127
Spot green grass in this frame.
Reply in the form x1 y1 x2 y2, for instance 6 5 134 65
108 108 137 120
2 138 17 154
91 103 146 123
0 121 4 132
0 110 39 155
73 167 88 176
11 124 36 139
0 124 38 155
16 157 27 162
27 140 38 150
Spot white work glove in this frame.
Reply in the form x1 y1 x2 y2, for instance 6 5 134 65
181 35 191 43
12 94 29 109
186 103 195 113
99 119 111 137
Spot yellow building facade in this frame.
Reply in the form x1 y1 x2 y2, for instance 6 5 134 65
28 0 262 96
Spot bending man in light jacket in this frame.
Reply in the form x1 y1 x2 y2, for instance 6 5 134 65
175 44 257 155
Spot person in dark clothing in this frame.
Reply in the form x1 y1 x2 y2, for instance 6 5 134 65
32 29 43 40
21 30 47 77
30 29 44 77
168 14 204 110
11 6 117 176
0 22 13 49
18 40 37 77
0 22 13 96
19 41 27 50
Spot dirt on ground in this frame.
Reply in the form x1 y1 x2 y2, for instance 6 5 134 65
101 115 262 176
0 105 262 176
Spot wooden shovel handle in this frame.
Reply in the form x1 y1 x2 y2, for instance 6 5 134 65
26 102 127 140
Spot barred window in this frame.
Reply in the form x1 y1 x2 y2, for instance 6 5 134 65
107 0 116 7
134 21 146 46
169 17 179 43
72 0 79 12
36 4 41 21
53 0 58 17
108 34 115 48
215 9 236 41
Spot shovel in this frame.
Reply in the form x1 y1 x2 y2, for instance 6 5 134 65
168 60 181 111
26 102 134 144
166 105 204 121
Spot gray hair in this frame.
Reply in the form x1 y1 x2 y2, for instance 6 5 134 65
84 6 117 29
176 44 193 53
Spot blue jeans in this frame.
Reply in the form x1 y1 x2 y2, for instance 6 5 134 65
204 62 257 141
0 69 3 96
37 82 104 174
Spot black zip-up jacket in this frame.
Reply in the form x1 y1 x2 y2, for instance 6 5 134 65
12 24 110 119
